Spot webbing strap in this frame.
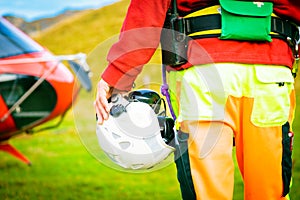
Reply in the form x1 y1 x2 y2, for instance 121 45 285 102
185 14 299 41
185 14 221 35
272 17 299 41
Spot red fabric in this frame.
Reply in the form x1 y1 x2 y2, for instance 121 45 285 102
101 0 300 91
172 37 294 71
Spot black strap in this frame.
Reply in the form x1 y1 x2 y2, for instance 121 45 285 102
272 17 299 41
170 0 178 15
185 14 299 41
185 14 221 35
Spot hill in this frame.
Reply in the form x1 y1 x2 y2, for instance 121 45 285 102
5 10 82 36
33 0 128 54
33 0 162 89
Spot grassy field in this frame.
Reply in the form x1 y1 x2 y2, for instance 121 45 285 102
1 0 300 199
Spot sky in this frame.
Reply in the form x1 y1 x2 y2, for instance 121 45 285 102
0 0 120 22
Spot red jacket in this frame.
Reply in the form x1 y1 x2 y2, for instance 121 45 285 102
102 0 300 91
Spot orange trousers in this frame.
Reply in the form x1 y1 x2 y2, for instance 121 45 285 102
181 93 289 200
170 64 295 200
179 94 295 199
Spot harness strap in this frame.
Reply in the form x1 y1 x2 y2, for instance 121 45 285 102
185 14 221 38
271 17 299 41
185 13 299 41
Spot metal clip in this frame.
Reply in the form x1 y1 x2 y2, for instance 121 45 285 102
288 131 294 151
287 37 299 78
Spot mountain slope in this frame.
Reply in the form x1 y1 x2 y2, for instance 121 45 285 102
34 0 162 88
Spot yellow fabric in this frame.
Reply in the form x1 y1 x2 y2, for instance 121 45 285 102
184 5 221 18
169 63 294 127
188 29 222 37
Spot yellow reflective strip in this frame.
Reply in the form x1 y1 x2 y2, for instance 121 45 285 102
188 29 221 37
184 5 220 18
189 31 278 38
270 32 279 36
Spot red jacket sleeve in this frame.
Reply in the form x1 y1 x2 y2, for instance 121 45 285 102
101 0 171 91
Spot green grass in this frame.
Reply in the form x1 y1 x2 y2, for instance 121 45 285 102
0 124 181 200
1 0 300 199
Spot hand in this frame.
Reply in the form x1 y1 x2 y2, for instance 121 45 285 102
94 79 113 124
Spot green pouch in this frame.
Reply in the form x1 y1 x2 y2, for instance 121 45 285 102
220 0 273 42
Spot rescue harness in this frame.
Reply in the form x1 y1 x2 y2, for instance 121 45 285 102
161 1 300 69
184 8 299 42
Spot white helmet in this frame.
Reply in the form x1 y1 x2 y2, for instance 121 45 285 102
96 89 175 170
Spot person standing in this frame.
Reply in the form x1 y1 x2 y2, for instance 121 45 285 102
94 0 300 199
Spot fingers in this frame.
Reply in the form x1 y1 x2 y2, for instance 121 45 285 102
94 79 112 125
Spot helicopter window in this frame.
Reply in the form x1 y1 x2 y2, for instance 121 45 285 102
0 74 23 106
0 18 43 58
0 73 57 129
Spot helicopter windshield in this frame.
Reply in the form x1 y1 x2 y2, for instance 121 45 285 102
0 17 43 58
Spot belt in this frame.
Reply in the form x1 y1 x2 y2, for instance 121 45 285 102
185 14 299 42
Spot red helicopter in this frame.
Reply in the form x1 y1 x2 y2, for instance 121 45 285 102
0 17 92 165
